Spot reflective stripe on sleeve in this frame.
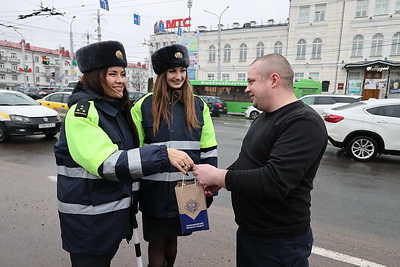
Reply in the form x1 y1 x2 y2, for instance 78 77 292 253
58 196 131 215
148 140 200 150
132 181 140 192
127 149 143 178
141 171 193 182
201 148 218 159
102 150 123 182
58 166 101 180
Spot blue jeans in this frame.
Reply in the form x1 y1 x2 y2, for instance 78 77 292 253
236 227 313 267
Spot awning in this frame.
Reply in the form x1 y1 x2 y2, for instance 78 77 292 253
344 59 400 69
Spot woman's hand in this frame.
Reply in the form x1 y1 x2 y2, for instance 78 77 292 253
167 148 194 175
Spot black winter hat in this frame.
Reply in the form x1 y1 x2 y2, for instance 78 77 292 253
151 44 190 74
76 40 127 73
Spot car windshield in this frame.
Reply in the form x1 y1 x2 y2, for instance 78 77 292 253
331 101 367 111
0 92 39 106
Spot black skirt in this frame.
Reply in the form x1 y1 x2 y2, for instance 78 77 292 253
142 213 191 242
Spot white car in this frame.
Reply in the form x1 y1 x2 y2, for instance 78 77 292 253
245 105 263 120
299 94 362 116
323 98 400 161
0 90 61 142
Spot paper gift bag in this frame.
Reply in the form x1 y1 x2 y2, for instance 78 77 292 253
175 180 210 234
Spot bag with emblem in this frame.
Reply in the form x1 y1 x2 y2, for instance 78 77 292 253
174 176 210 234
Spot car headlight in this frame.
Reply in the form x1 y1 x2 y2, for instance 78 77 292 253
9 115 32 122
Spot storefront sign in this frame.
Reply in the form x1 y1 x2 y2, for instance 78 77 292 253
366 66 390 72
159 17 191 29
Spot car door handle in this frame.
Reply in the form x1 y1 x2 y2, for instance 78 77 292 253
376 120 388 124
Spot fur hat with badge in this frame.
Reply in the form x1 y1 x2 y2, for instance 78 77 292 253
151 44 190 75
76 40 127 73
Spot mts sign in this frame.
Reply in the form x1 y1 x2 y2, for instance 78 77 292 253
160 17 191 29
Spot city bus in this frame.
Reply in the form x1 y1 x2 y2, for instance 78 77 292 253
191 79 322 114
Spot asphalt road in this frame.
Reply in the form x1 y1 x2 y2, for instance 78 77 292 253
0 114 399 267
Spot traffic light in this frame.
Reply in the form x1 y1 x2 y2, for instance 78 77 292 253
42 56 49 65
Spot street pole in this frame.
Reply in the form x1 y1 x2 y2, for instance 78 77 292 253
14 30 26 87
204 6 229 81
70 16 76 60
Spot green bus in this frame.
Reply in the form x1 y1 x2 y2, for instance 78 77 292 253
191 79 322 114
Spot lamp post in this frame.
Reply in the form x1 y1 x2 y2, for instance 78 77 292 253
203 6 229 81
69 16 76 60
14 29 26 87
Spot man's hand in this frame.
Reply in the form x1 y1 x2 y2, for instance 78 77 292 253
193 164 227 189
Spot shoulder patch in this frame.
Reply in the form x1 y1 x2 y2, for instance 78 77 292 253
74 100 90 117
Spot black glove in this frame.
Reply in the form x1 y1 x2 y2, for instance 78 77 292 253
206 196 213 208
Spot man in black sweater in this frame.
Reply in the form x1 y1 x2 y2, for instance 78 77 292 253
193 53 327 267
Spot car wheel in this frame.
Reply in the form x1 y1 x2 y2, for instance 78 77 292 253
0 122 11 143
250 111 260 120
347 136 378 162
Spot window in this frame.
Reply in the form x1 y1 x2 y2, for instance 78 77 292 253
375 0 388 15
0 51 4 59
35 66 39 72
207 73 215 80
356 0 368 17
315 4 326 21
391 32 400 55
256 42 264 58
163 42 168 47
237 73 246 81
309 72 320 80
312 38 322 58
11 53 17 59
397 0 400 13
36 77 40 83
26 76 29 82
223 44 231 62
294 73 304 81
299 6 310 23
274 41 283 54
0 74 5 80
208 45 216 62
352 35 364 57
297 39 307 59
12 64 17 70
12 75 18 81
371 33 383 56
222 73 230 81
239 43 247 61
35 56 39 62
367 105 400 118
0 62 4 68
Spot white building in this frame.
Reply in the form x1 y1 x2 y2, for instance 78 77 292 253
0 40 149 92
149 0 400 99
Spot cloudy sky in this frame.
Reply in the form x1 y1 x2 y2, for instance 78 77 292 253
1 0 289 62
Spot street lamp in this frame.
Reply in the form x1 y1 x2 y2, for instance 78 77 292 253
14 29 26 87
203 6 229 81
70 16 76 60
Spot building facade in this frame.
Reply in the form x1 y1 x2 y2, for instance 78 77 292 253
149 0 400 99
0 40 148 92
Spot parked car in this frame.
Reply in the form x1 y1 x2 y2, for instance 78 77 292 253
0 90 61 142
36 92 71 119
323 98 400 162
129 91 147 104
245 105 262 120
199 96 227 117
299 94 362 116
26 87 57 100
11 87 29 94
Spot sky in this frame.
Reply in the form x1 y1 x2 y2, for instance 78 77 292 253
0 0 290 63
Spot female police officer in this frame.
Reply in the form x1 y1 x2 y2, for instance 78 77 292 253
54 40 193 266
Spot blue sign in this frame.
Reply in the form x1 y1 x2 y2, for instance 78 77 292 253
177 27 182 36
159 22 165 32
134 14 141 26
100 0 109 11
50 81 56 87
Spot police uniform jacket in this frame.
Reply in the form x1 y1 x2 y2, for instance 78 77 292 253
131 92 218 218
54 83 170 255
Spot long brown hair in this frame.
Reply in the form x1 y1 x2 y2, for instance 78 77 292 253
81 68 140 147
151 71 199 136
